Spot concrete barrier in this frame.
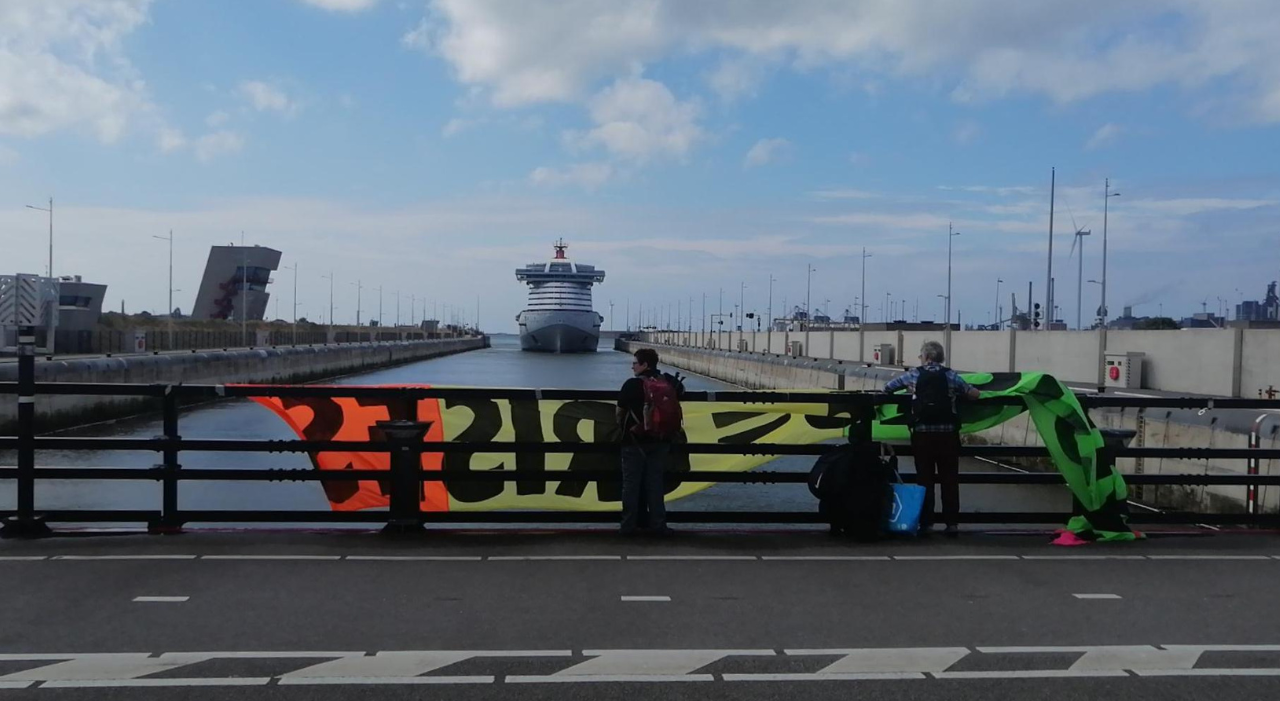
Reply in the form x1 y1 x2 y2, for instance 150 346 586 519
0 337 487 433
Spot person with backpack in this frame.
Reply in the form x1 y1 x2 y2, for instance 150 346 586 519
884 340 981 537
616 347 683 536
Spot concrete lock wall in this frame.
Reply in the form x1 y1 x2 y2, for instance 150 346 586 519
625 337 1278 514
1013 331 1100 384
1239 330 1280 398
0 338 487 433
1108 329 1240 396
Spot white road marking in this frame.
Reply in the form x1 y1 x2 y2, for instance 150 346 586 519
52 555 196 560
488 555 621 561
345 556 483 561
760 556 892 561
559 650 773 677
200 555 341 561
133 596 189 603
0 556 47 561
1146 555 1272 560
284 651 568 679
724 672 923 681
892 555 1020 561
1073 593 1122 599
625 555 758 561
933 670 1130 679
508 674 713 683
1021 555 1149 560
0 682 34 689
280 676 495 685
1135 669 1280 677
1071 646 1203 671
2 654 202 681
41 678 271 688
620 596 671 602
788 647 970 674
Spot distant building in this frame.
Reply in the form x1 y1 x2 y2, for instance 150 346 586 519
1236 282 1279 322
191 245 282 322
1181 312 1224 329
56 275 108 332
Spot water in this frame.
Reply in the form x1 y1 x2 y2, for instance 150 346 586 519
0 334 1068 527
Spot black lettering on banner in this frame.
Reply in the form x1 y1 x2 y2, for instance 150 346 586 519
552 401 620 501
509 400 546 495
282 397 359 504
354 396 416 499
715 413 791 444
441 399 505 503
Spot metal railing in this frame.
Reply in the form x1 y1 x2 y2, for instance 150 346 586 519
2 329 1280 536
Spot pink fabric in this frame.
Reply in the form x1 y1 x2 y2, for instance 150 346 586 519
1052 530 1090 547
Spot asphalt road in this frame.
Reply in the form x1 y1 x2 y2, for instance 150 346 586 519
1 531 1279 699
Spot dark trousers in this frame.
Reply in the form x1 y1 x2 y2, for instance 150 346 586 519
620 443 669 533
911 431 961 528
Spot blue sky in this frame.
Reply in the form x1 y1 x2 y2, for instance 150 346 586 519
2 0 1278 330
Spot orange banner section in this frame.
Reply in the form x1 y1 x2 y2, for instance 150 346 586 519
243 385 447 512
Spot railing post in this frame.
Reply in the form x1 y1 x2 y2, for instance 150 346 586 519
2 326 50 538
378 419 430 534
150 386 183 535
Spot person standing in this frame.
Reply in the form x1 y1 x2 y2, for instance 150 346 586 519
617 347 682 536
884 340 980 537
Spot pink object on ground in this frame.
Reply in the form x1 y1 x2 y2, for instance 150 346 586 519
1052 531 1090 546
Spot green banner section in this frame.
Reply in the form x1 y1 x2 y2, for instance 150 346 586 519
875 371 1137 541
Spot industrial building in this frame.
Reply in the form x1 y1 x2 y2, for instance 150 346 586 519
190 245 282 322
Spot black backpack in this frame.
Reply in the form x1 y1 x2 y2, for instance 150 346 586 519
911 364 957 426
808 442 896 540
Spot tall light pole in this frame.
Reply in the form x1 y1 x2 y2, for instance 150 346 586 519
767 274 776 354
26 197 55 354
805 264 815 353
994 278 1003 330
287 262 298 344
609 300 614 333
377 285 383 330
1073 228 1091 330
151 230 174 350
351 280 363 328
1046 167 1056 332
1102 180 1121 327
946 223 961 353
321 271 334 340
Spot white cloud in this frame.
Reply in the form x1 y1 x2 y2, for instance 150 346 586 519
939 185 1037 196
744 137 792 167
0 143 18 165
441 117 473 137
566 75 702 162
0 0 154 142
193 131 245 163
706 57 767 101
205 110 230 127
297 0 378 11
238 80 299 116
419 0 1280 124
529 162 614 190
953 120 981 145
1086 122 1122 150
157 127 186 153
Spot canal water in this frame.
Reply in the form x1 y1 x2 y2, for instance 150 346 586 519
0 335 1069 528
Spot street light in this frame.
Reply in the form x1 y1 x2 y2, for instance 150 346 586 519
26 197 55 354
993 278 1003 330
859 248 872 327
320 271 335 341
350 280 363 328
805 264 815 352
151 230 174 350
281 262 298 345
1101 181 1121 327
946 223 961 352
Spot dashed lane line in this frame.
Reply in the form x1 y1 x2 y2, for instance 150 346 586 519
132 596 189 603
1073 593 1123 600
620 596 671 602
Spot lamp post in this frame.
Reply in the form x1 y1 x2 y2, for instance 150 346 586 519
946 223 961 353
860 248 872 326
766 274 776 354
1096 181 1122 389
994 278 1003 330
26 197 55 354
151 230 174 350
321 271 334 341
805 264 815 353
351 280 363 328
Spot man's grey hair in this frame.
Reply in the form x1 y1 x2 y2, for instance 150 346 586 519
920 340 946 364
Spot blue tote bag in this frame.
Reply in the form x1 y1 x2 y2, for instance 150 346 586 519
885 469 927 535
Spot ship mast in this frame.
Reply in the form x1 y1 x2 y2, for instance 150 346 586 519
553 238 567 260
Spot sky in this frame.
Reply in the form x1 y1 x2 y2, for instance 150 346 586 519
2 0 1279 331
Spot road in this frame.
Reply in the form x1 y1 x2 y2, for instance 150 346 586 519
1 530 1279 699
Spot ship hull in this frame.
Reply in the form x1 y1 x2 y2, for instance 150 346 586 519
517 309 602 353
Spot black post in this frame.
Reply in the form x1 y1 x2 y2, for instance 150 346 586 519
378 419 430 534
2 326 50 538
150 386 183 534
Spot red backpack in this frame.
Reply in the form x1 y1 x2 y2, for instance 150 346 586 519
634 374 683 440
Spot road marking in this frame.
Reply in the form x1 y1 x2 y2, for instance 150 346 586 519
625 555 758 561
1073 593 1122 599
279 676 495 685
1070 646 1202 671
200 555 342 561
0 682 34 689
51 555 197 560
133 596 189 603
2 653 203 681
488 555 621 561
1021 555 1149 560
344 556 483 561
1135 669 1280 677
509 674 713 683
933 670 1130 679
760 556 892 561
621 596 671 602
284 651 568 680
724 672 923 681
0 556 47 561
787 647 970 674
41 678 271 688
559 650 773 678
892 555 1021 561
1146 555 1272 560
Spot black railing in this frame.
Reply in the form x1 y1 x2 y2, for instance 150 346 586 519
3 328 1280 536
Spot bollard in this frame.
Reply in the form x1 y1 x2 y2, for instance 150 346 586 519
2 327 51 538
378 419 431 535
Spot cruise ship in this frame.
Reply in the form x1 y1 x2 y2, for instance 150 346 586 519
515 240 606 352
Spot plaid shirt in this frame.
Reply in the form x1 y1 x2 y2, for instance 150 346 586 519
884 363 976 433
